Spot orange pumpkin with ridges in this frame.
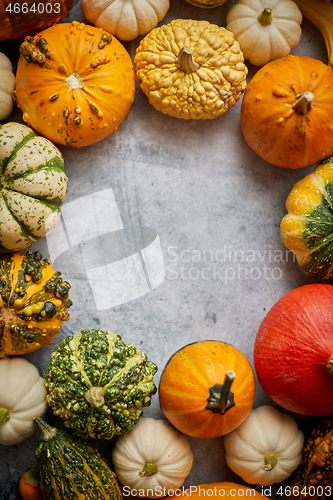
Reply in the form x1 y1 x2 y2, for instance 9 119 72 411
15 21 135 148
159 340 255 438
241 55 333 169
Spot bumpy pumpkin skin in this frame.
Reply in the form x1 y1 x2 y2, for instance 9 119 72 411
241 55 333 169
34 418 122 500
134 19 248 120
281 155 333 280
0 251 72 359
0 122 68 251
15 21 135 148
159 340 255 438
0 0 73 41
287 418 333 500
45 329 158 440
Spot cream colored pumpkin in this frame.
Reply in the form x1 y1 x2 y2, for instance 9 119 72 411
0 53 15 120
0 357 48 445
226 0 302 66
81 0 170 41
112 417 194 497
224 405 304 486
0 122 68 250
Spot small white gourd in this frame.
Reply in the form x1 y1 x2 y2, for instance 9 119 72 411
224 405 304 486
81 0 170 41
112 417 194 497
0 357 48 445
0 53 15 120
226 0 303 66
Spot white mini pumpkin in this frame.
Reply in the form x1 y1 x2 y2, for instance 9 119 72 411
112 417 194 497
224 405 304 486
0 53 15 120
0 357 48 445
226 0 302 66
81 0 170 41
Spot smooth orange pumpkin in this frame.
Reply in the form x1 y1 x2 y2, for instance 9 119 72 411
166 482 268 500
241 55 333 169
15 21 135 148
0 0 73 41
159 340 255 438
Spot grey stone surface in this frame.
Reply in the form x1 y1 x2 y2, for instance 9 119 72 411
0 1 328 499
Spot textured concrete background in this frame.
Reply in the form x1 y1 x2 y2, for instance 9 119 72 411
0 1 327 499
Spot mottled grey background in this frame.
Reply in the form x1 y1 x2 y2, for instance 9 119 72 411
0 1 327 499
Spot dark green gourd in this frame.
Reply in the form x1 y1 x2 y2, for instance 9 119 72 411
44 329 158 439
34 418 122 500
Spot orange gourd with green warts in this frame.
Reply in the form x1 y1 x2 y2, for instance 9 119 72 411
0 251 72 359
15 21 135 148
159 340 255 438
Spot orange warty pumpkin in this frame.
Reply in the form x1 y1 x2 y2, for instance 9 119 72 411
15 21 135 148
159 340 255 438
0 0 73 41
0 251 72 359
241 55 333 169
166 482 268 500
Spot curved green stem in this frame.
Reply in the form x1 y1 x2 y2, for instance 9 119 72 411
0 408 10 425
205 370 236 415
258 8 273 26
175 47 200 74
262 454 278 471
23 461 40 488
138 462 158 476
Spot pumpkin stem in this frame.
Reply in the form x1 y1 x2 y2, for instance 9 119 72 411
65 71 84 90
84 386 105 408
205 370 236 414
292 91 315 115
262 454 278 471
34 417 58 441
23 461 40 488
326 354 333 374
0 407 10 425
175 47 200 74
138 462 158 476
257 8 273 26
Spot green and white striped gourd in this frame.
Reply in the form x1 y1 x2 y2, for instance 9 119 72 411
0 122 68 250
44 329 158 439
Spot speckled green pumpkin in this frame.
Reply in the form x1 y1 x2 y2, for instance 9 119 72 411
0 250 72 359
44 329 158 439
287 418 333 500
34 417 122 500
281 155 333 280
0 121 68 251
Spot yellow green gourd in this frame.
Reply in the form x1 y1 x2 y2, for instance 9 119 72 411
281 155 333 280
33 418 122 500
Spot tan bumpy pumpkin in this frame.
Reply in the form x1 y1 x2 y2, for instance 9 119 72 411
134 19 248 119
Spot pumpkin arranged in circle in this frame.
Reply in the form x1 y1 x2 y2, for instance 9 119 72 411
134 19 248 120
241 55 333 169
281 155 333 280
159 340 255 438
254 284 333 416
0 122 68 251
0 0 73 41
15 21 135 148
44 329 158 440
0 251 72 359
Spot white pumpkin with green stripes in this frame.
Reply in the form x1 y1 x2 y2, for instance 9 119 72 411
0 122 68 250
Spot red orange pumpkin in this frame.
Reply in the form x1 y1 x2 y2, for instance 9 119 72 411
159 340 255 438
254 284 333 416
